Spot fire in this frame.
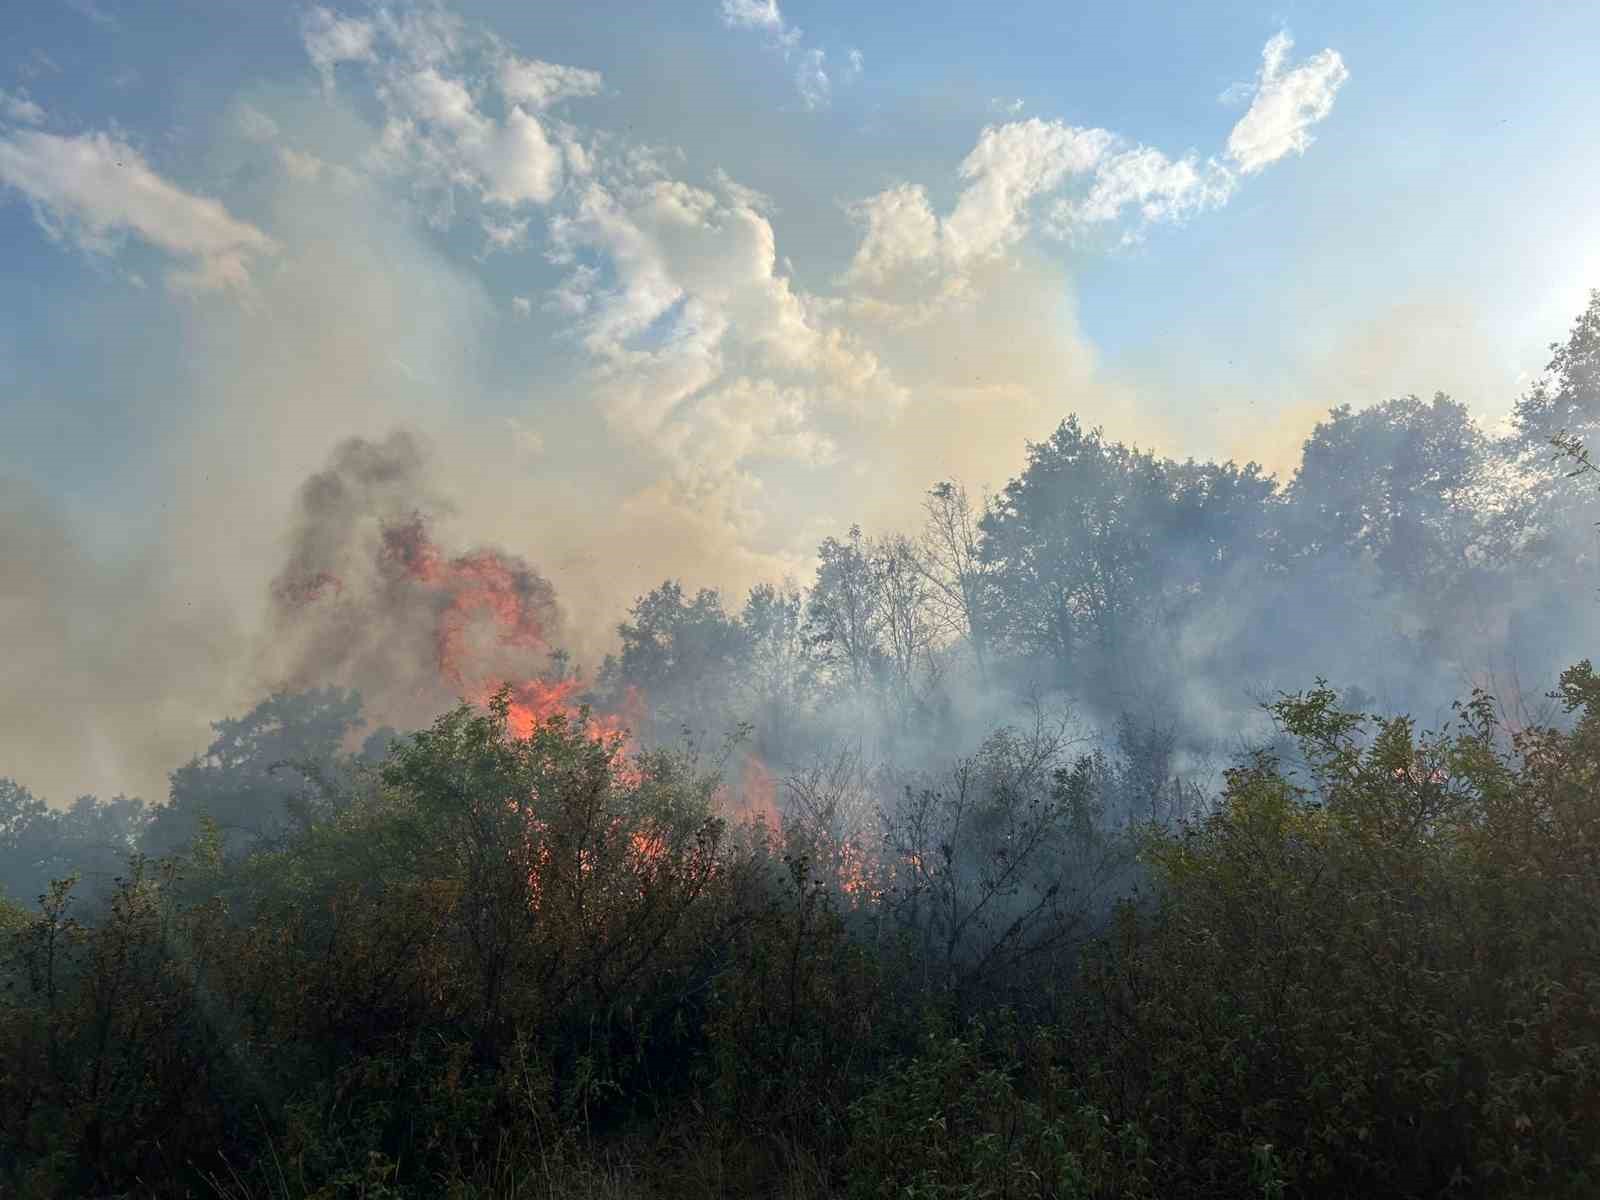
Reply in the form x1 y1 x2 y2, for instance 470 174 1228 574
276 505 880 903
380 515 558 692
718 753 887 905
735 755 783 830
370 515 647 765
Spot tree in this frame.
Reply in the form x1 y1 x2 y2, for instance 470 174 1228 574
0 778 58 906
144 688 365 859
600 581 750 746
979 417 1172 689
1285 394 1492 589
737 580 814 763
880 705 1126 1011
1161 458 1280 611
805 525 887 697
1513 291 1600 556
875 533 943 727
1515 289 1600 452
919 480 1000 684
377 692 727 1065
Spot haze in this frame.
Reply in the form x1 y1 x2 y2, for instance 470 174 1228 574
2 0 1598 807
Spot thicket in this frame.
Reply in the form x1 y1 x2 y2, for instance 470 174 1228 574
3 661 1599 1198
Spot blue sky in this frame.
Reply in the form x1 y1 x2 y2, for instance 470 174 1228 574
3 0 1599 802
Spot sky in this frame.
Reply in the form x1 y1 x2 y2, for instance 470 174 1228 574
3 0 1599 805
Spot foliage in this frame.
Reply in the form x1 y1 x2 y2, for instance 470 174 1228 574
1064 677 1600 1199
845 1022 1155 1200
145 688 367 860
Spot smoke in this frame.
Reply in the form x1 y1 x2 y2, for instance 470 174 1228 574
0 0 1580 823
262 431 566 733
0 477 243 806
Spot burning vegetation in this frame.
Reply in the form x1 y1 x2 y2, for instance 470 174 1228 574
5 296 1600 1198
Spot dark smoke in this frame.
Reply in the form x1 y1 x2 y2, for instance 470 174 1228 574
264 432 565 730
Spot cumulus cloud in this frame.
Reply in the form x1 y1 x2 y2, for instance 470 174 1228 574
1225 31 1349 174
1053 145 1233 235
844 119 1125 283
497 56 604 109
944 120 1114 260
846 31 1347 289
305 16 603 219
547 171 895 476
0 128 277 293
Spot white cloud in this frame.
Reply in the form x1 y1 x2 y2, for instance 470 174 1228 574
546 263 599 315
497 55 603 109
510 295 532 316
481 216 530 254
274 145 361 193
302 13 593 215
844 119 1115 284
720 0 787 34
301 6 377 88
719 0 852 110
277 145 324 179
843 183 940 285
0 128 276 293
372 67 564 208
1226 31 1349 175
944 120 1113 261
484 107 564 205
847 32 1346 288
1056 145 1233 231
795 48 830 110
375 4 465 67
0 88 45 125
546 170 896 477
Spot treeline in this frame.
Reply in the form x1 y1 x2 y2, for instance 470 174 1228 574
596 295 1600 776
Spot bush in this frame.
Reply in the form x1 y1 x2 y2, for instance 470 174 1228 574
1063 677 1600 1198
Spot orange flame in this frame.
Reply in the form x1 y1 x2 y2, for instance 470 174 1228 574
735 755 783 830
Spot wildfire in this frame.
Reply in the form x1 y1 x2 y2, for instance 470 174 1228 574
380 515 558 692
275 501 880 903
735 755 783 830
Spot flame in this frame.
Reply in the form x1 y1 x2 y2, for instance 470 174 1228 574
370 515 645 765
835 837 882 904
735 755 783 829
278 510 883 906
380 515 557 692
